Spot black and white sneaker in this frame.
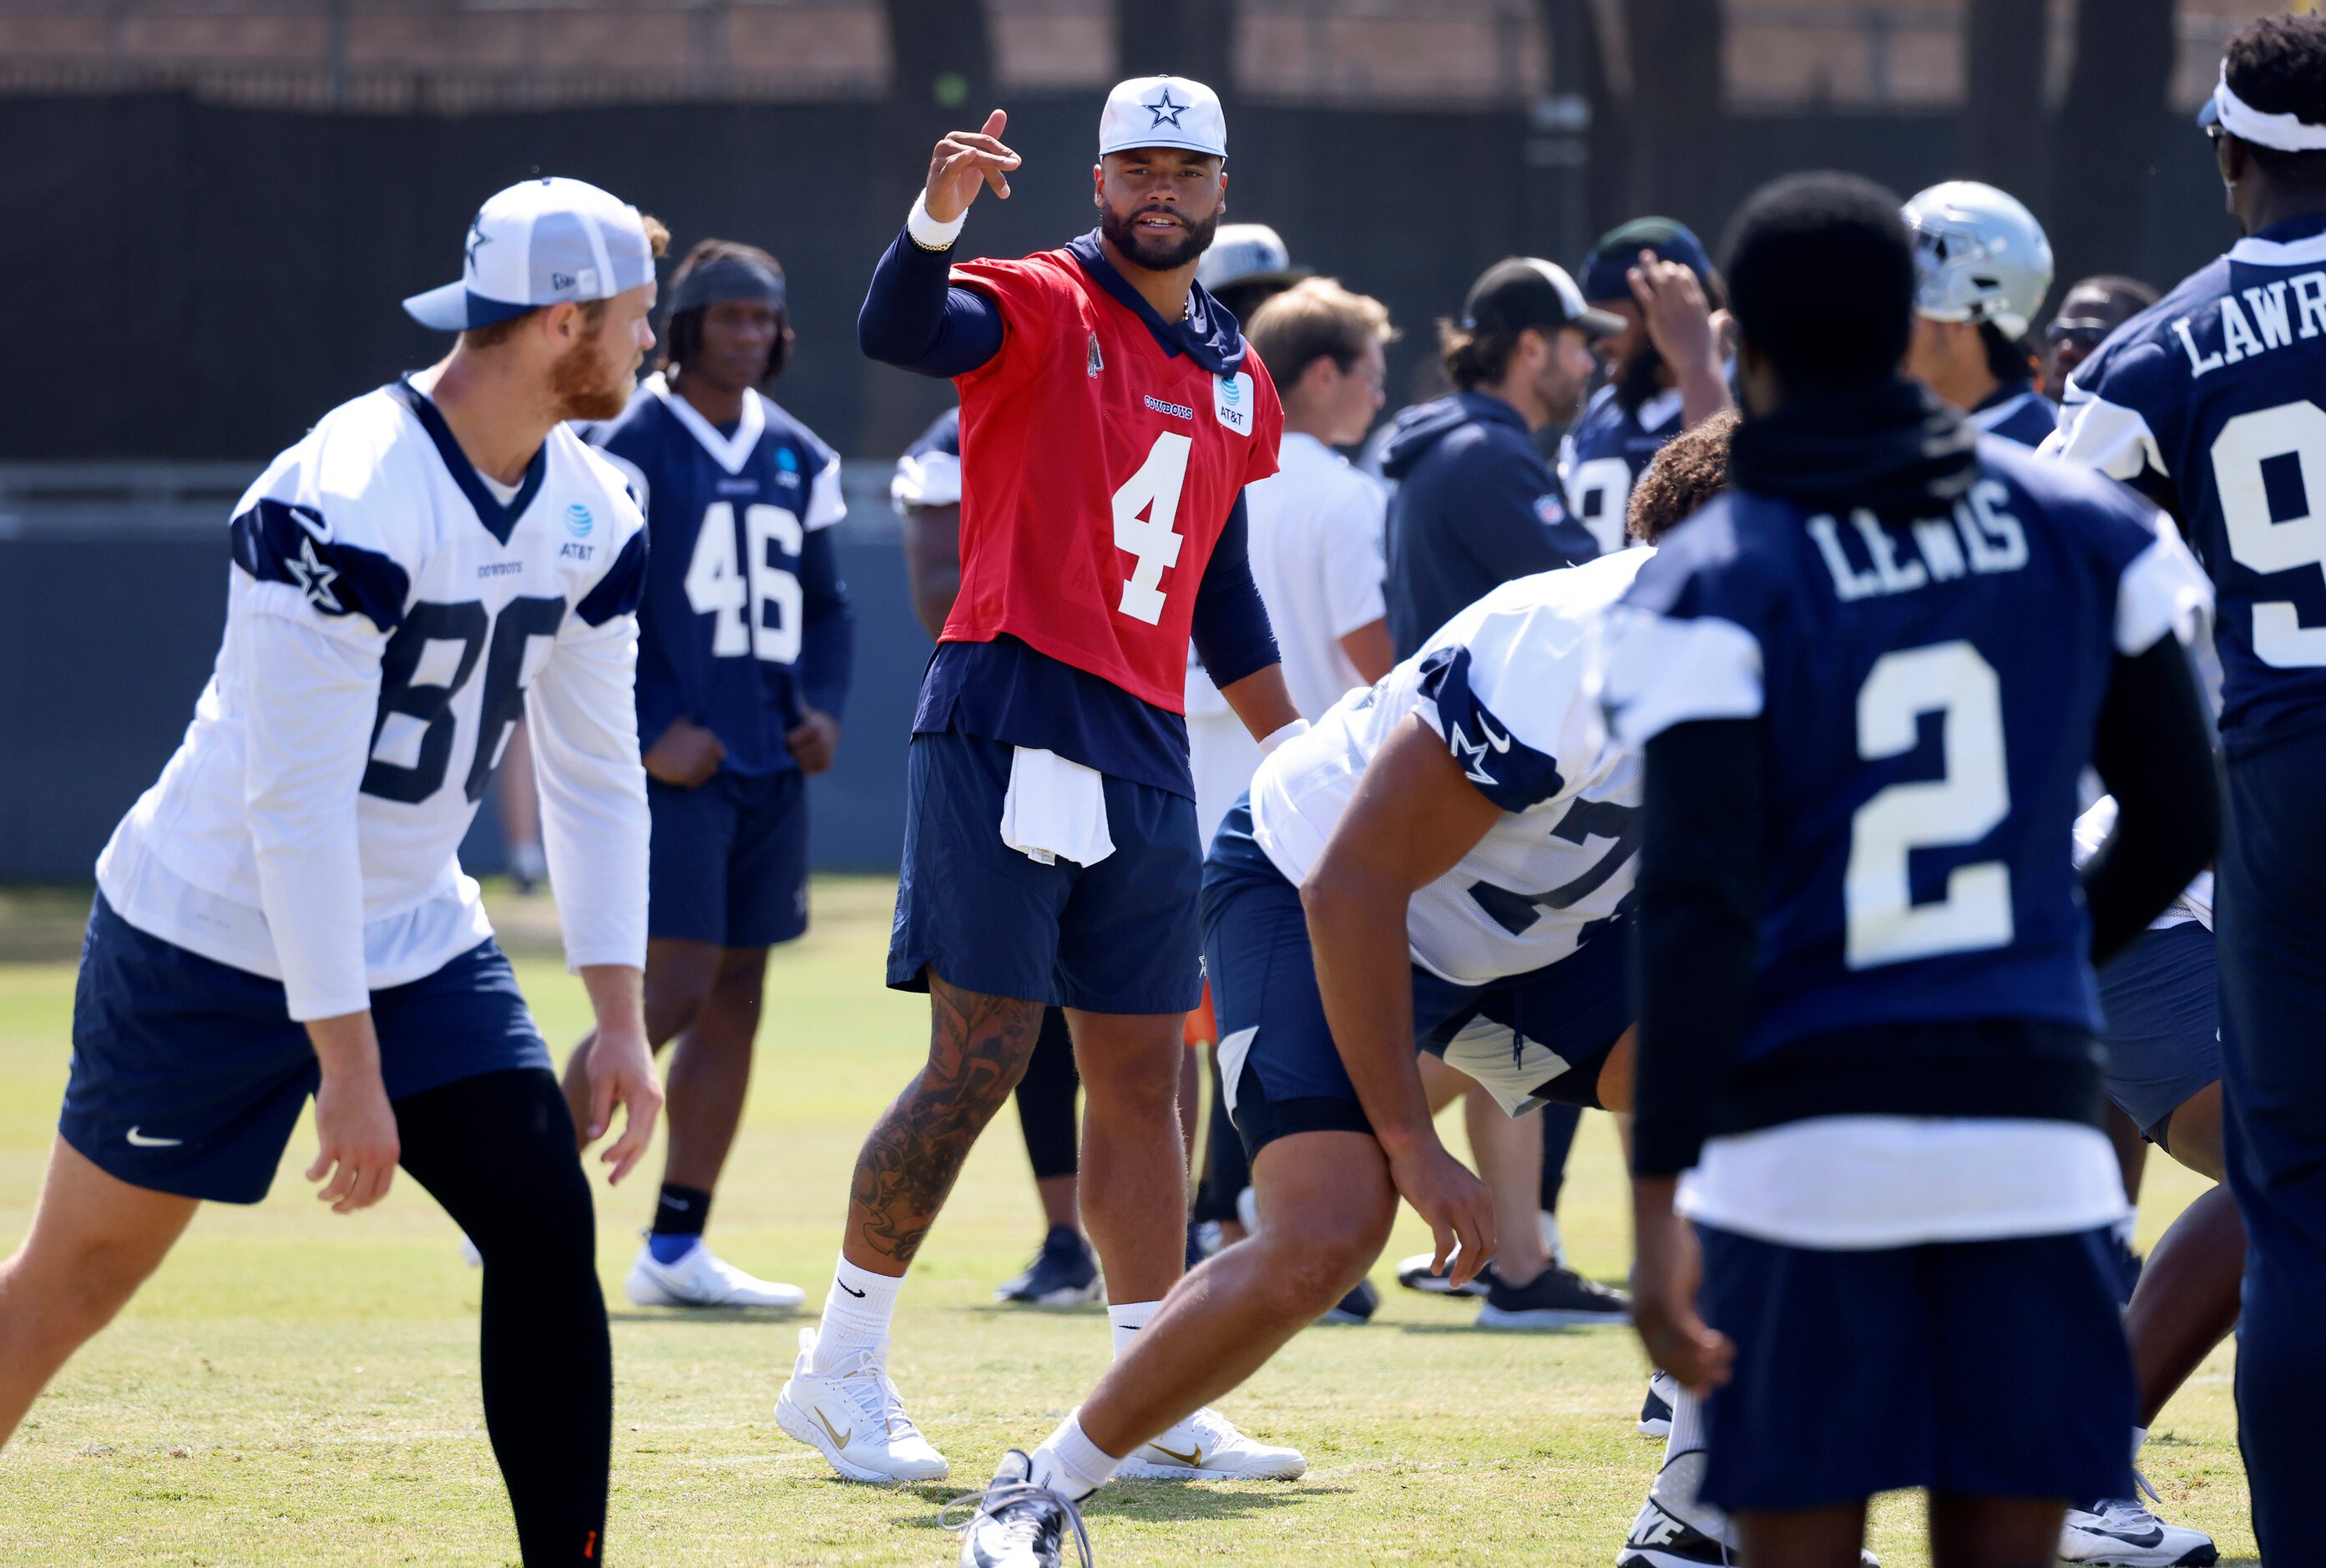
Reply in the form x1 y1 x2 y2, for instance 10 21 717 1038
994 1227 1102 1305
1394 1252 1496 1298
1320 1277 1379 1324
1477 1263 1631 1327
1616 1481 1880 1567
944 1450 1093 1568
1637 1370 1676 1438
2058 1496 2217 1565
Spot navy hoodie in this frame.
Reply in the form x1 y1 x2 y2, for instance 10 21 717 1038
1379 391 1600 655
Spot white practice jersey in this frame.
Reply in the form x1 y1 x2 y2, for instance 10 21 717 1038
1249 549 1652 985
97 378 650 1021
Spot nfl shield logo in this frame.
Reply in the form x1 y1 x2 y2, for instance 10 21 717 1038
1087 332 1104 377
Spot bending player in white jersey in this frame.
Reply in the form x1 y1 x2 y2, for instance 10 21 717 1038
942 426 1737 1568
0 178 667 1564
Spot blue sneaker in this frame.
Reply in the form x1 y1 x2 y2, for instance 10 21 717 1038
994 1226 1102 1305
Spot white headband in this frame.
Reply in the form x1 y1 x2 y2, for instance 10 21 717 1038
2212 63 2326 152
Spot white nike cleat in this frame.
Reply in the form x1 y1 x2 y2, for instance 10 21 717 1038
1113 1405 1305 1480
2058 1497 2218 1565
775 1327 950 1483
1617 1449 1876 1567
624 1239 805 1310
943 1449 1093 1568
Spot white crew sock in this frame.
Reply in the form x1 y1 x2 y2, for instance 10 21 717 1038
1538 1210 1569 1268
1650 1383 1732 1541
1030 1412 1123 1503
2130 1424 2149 1460
1661 1381 1708 1467
812 1258 903 1370
1109 1299 1161 1359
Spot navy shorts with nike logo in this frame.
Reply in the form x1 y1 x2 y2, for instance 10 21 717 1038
62 893 551 1204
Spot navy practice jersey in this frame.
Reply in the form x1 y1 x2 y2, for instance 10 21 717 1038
1600 439 2210 1058
1967 382 2057 449
1558 382 1686 555
593 374 853 776
2048 211 2326 756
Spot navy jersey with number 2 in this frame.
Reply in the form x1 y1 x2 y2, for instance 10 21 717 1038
593 373 854 776
1602 438 2210 1059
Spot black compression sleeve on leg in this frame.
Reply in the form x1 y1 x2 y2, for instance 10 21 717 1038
1013 1006 1081 1182
1536 1102 1583 1214
1193 1048 1251 1224
394 1068 610 1565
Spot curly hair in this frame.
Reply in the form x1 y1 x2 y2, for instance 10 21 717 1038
2226 13 2326 177
1627 407 1738 544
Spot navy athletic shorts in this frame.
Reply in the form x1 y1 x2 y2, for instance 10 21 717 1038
61 893 551 1205
1202 800 1629 1161
886 725 1204 1014
647 768 810 949
1696 1222 2135 1512
2093 921 2218 1142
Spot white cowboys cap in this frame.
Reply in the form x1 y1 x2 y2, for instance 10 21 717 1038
404 176 657 331
1100 74 1227 159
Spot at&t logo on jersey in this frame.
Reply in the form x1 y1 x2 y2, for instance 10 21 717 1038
565 503 594 538
1214 372 1253 437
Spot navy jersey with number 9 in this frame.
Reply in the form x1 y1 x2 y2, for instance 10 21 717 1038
1600 440 2211 1059
592 374 854 775
2048 212 2326 756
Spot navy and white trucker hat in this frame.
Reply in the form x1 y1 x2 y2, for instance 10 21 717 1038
404 177 657 331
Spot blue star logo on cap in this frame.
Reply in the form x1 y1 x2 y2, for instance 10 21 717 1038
464 214 491 269
1145 87 1187 129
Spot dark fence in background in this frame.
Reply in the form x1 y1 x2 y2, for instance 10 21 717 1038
2 89 2242 465
0 88 2248 882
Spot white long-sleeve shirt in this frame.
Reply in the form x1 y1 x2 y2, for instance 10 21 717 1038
97 380 650 1019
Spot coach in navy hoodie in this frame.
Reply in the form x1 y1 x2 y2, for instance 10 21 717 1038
1381 257 1619 655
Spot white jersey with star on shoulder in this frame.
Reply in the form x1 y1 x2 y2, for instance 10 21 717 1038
95 378 650 1021
1248 549 1652 985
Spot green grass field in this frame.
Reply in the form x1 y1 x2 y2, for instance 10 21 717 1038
0 880 2253 1565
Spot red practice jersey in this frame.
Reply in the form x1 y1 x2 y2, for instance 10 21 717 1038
944 246 1283 712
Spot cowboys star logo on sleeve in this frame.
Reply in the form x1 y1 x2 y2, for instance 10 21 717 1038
284 534 343 612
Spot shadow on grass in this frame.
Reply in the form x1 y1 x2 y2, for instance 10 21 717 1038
956 1302 1108 1320
877 1477 1350 1531
605 1308 807 1327
1388 1320 1633 1338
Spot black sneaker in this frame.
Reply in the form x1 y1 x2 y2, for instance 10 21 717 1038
1319 1277 1379 1324
1638 1369 1675 1437
994 1226 1101 1305
1475 1262 1631 1327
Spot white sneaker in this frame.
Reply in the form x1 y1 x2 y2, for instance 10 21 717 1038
1638 1369 1676 1438
775 1327 950 1483
624 1238 804 1310
2059 1497 2218 1565
943 1449 1092 1568
1114 1405 1305 1480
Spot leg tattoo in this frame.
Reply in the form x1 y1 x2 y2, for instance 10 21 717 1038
849 979 1042 1265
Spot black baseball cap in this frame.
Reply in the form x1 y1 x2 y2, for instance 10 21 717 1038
1582 217 1714 304
1461 257 1625 340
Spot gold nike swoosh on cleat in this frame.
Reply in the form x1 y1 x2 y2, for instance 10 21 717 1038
813 1409 852 1449
1146 1442 1203 1466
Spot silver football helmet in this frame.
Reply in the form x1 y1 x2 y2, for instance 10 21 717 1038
1903 180 2055 341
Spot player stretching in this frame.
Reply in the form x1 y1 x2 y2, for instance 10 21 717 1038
1605 173 2216 1568
2046 17 2326 1557
943 408 1764 1568
565 236 853 1310
775 76 1305 1485
0 178 667 1563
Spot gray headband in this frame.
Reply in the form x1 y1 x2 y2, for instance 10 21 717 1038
670 255 786 316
